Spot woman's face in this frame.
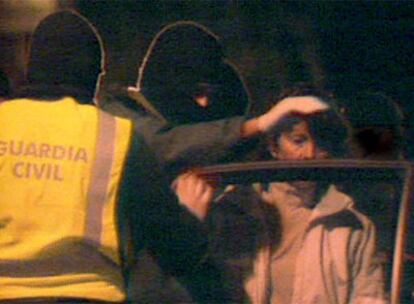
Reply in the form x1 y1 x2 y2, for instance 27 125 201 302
270 120 329 160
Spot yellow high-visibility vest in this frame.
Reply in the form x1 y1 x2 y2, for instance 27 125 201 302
0 97 132 302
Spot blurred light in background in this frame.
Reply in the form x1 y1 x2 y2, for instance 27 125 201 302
0 0 62 33
0 0 75 88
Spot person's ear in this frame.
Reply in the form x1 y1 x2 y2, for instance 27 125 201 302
270 148 279 159
268 139 279 159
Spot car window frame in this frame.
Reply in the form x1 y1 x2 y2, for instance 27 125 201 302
201 159 414 304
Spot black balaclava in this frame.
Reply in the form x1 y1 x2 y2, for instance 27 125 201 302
26 10 104 103
136 21 250 124
0 69 11 97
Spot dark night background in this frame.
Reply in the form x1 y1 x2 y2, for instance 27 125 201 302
0 1 413 301
73 2 412 105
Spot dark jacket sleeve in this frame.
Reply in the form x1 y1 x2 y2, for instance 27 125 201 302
100 95 244 169
118 130 208 274
135 115 245 168
117 130 230 303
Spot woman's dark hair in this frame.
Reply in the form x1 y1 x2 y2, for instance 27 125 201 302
267 84 351 158
277 82 335 101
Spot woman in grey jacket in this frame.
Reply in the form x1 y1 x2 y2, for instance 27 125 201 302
204 86 387 304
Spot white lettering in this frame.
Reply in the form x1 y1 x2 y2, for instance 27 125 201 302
12 162 24 178
24 143 37 157
10 141 23 155
74 148 88 163
12 161 64 181
39 144 51 158
0 140 88 163
52 145 65 160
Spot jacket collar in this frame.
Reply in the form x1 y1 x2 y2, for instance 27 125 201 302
258 182 354 221
311 185 354 220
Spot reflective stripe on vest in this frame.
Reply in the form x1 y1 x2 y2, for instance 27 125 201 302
84 110 116 244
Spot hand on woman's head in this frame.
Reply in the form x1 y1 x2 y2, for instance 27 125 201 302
258 96 329 132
